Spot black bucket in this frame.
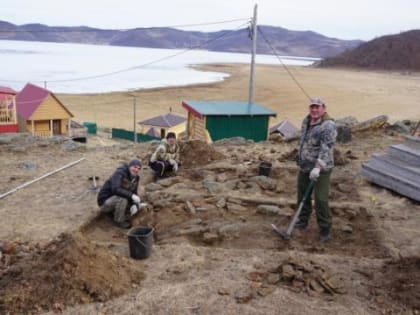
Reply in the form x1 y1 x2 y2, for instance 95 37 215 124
259 161 272 177
127 226 154 259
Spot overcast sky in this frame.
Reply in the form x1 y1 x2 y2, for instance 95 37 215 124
2 0 419 40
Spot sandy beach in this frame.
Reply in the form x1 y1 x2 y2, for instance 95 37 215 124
59 64 420 130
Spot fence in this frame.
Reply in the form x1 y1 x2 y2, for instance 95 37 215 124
112 128 159 142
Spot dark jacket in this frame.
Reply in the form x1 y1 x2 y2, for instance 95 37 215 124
97 164 140 206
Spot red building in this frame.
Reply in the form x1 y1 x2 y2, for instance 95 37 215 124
0 86 18 133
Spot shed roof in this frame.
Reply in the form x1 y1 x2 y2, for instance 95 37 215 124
139 112 186 128
145 127 161 138
182 101 277 118
16 83 73 119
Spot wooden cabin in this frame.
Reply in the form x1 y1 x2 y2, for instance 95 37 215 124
0 86 18 133
138 112 186 139
182 101 277 142
15 83 74 137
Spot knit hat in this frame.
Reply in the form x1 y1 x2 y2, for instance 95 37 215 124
128 158 142 168
166 132 176 139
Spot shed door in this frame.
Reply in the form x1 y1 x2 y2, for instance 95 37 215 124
206 116 269 142
52 120 61 135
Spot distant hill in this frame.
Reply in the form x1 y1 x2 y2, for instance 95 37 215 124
0 21 362 58
319 30 420 70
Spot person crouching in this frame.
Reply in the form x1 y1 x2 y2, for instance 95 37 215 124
149 132 180 180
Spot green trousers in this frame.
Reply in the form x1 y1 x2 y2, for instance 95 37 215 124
297 169 332 230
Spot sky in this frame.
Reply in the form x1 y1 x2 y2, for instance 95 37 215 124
1 0 419 40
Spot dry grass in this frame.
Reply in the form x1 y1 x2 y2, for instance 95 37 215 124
58 64 420 130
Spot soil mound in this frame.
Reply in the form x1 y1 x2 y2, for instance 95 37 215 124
0 232 144 314
180 139 225 167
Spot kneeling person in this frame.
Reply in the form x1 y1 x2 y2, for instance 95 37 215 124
149 132 180 179
97 158 144 229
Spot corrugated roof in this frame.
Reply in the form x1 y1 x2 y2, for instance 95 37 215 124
16 83 73 119
139 112 186 128
182 101 277 117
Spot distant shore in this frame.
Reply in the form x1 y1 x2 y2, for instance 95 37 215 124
59 63 420 130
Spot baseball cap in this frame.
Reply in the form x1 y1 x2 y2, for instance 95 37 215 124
309 97 325 106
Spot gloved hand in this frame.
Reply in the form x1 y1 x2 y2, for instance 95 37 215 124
168 159 176 165
172 161 178 172
131 194 141 204
130 204 139 216
138 202 148 210
309 167 321 181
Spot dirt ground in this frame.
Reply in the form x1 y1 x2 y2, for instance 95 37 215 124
58 64 420 130
1 64 420 314
0 126 419 314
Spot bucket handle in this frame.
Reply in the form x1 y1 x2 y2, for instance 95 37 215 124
134 235 150 249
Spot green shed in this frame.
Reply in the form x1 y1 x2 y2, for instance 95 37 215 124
182 101 277 142
82 122 97 135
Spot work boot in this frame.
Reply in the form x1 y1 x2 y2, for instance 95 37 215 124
320 227 331 242
114 220 132 229
295 219 308 229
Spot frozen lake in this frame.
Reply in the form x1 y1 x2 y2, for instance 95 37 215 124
0 40 319 93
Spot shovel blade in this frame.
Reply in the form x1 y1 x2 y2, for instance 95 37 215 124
271 224 290 240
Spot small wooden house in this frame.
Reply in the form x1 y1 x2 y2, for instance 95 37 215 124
182 101 277 142
0 86 18 133
15 83 74 137
138 112 186 139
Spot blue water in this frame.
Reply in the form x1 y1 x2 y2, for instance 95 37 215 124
0 40 318 94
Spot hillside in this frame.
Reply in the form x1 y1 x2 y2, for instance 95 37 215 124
319 30 420 70
0 20 362 58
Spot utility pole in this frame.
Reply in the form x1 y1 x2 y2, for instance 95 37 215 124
133 97 137 143
248 4 258 105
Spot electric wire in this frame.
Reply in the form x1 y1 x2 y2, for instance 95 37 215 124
257 26 311 100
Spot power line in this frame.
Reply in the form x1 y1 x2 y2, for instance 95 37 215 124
0 18 250 33
257 26 311 100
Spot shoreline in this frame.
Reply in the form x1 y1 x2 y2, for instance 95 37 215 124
59 63 420 130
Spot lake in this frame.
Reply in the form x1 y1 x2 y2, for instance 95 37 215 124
0 40 319 94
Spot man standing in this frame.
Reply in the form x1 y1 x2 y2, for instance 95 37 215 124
97 158 144 229
295 98 337 242
149 132 180 179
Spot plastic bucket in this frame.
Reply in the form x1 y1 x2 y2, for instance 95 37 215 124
127 226 154 259
259 161 272 177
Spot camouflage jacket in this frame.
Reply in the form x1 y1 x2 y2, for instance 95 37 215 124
297 113 337 172
150 139 180 163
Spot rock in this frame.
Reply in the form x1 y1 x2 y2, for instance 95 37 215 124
218 223 242 236
337 183 353 193
281 264 296 280
218 288 230 296
216 173 228 182
391 121 411 133
158 177 179 187
269 133 283 142
235 165 248 177
216 198 226 209
257 286 275 297
266 273 280 285
145 183 163 192
177 226 208 236
352 115 388 132
202 180 223 195
185 201 196 215
253 176 277 190
336 125 352 143
17 161 37 170
341 224 353 234
309 279 325 293
275 181 286 193
227 203 247 212
202 232 220 244
336 116 358 127
256 205 282 216
234 288 254 303
246 271 266 282
10 145 27 153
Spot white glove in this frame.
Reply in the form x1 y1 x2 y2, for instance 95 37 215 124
131 194 141 204
168 159 176 165
172 161 178 172
130 204 139 216
138 202 148 210
309 167 321 181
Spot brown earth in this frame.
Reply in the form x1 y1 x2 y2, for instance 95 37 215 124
0 126 419 315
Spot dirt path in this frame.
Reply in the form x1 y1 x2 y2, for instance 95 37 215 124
1 131 419 314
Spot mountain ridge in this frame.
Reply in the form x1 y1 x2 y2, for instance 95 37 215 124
0 20 362 58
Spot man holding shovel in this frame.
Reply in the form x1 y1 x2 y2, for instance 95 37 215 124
97 158 146 229
295 98 337 242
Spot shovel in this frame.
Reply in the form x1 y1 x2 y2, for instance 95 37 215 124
272 180 315 240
